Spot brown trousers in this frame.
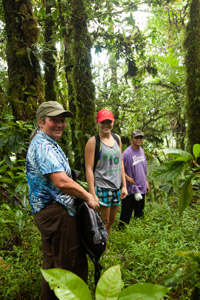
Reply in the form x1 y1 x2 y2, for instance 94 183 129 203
34 202 88 300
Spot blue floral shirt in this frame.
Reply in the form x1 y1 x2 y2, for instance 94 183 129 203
26 130 76 216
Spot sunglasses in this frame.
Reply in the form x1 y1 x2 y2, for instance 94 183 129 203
134 136 144 139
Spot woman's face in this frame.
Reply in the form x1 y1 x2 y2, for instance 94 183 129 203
38 115 66 141
97 119 114 134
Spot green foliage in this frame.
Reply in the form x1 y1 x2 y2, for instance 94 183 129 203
0 114 33 166
0 201 199 299
164 251 200 287
41 265 169 300
0 114 32 206
0 203 25 231
41 268 93 300
0 205 42 300
152 144 200 215
0 158 30 208
164 250 200 300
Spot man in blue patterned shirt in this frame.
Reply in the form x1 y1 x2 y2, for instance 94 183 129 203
26 101 99 300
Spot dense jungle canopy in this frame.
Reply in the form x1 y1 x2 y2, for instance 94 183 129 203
0 0 200 173
1 1 200 299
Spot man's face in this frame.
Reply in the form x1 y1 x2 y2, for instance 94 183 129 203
131 136 144 148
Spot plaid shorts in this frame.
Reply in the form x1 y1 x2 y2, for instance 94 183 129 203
96 187 121 207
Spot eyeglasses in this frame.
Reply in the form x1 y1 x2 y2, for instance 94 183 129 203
134 136 144 139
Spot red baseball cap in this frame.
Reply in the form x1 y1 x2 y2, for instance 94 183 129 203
96 109 114 122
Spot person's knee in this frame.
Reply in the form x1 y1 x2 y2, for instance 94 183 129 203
102 217 109 226
108 214 117 226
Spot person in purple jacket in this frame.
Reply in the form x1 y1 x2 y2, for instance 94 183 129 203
119 130 150 228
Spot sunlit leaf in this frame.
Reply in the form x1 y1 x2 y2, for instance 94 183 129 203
152 161 185 181
118 283 170 300
163 148 193 161
96 265 122 300
41 268 92 300
193 144 200 159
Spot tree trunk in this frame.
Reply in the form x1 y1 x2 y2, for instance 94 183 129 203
184 0 200 152
71 0 96 169
57 0 75 166
43 0 57 101
2 0 44 121
109 54 121 134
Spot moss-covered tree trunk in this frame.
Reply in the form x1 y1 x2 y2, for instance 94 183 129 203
2 0 44 121
43 0 57 101
71 0 96 169
184 0 200 152
57 0 75 166
109 55 120 134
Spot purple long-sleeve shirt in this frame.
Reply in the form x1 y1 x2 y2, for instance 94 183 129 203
122 145 147 195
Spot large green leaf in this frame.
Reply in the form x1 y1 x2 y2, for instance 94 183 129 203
152 161 185 181
118 283 169 300
95 265 122 300
41 268 92 300
163 148 193 161
179 174 196 216
193 144 200 159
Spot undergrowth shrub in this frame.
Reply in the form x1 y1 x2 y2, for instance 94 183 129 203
0 204 42 300
0 201 199 299
100 201 200 299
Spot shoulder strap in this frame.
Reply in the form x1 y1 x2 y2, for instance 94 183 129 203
111 132 120 145
93 133 119 171
94 134 100 171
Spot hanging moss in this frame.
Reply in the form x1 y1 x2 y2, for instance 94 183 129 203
184 0 200 152
2 0 44 121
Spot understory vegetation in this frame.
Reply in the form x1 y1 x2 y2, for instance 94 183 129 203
0 199 199 299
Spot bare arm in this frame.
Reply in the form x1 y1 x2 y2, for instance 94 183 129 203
84 136 99 203
48 171 99 209
117 134 128 199
146 180 150 193
125 173 136 185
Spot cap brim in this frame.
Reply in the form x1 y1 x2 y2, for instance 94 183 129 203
97 117 114 122
47 110 73 118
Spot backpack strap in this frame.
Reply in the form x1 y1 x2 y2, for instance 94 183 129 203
111 132 119 145
93 259 103 286
94 134 100 171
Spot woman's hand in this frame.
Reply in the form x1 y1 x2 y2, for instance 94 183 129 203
121 186 128 199
85 193 100 210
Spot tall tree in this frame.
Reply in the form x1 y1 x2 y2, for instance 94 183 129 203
43 0 57 101
71 0 96 168
2 0 44 121
184 0 200 152
108 54 120 134
57 0 76 165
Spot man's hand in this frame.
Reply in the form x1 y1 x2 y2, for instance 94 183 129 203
147 181 150 193
121 187 128 199
126 175 135 185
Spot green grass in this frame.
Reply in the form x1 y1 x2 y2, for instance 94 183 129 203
0 200 199 299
